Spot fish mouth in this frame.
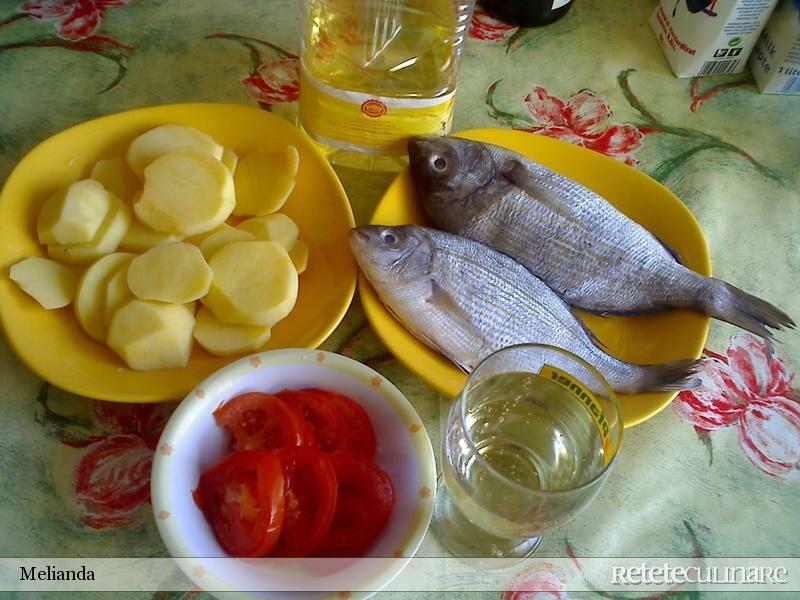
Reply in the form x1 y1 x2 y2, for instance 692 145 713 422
348 228 370 251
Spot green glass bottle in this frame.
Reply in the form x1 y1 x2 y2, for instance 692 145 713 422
479 0 574 26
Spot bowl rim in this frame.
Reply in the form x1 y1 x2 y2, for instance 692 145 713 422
151 348 437 600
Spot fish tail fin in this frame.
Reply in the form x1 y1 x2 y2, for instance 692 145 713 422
632 358 703 393
702 279 795 341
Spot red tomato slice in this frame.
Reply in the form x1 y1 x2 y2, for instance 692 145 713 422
214 392 315 451
305 388 377 458
277 390 351 453
272 446 337 557
318 451 395 556
192 450 285 557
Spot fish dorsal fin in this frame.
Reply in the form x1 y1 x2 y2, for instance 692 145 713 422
573 311 609 351
424 281 485 373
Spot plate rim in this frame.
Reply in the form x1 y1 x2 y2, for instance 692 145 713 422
361 128 711 428
0 102 356 403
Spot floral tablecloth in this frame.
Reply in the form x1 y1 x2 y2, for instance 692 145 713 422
1 0 798 598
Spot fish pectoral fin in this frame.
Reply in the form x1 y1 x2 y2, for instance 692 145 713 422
500 159 537 191
424 281 485 372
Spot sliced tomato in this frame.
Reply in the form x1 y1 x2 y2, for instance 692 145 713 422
305 388 376 458
277 390 351 453
272 446 337 557
214 392 315 451
318 451 395 556
192 450 285 557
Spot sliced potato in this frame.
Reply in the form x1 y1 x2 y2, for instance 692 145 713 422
47 194 132 265
221 148 238 173
126 124 224 177
193 306 271 357
119 218 182 253
74 253 135 342
233 146 299 216
9 256 81 309
90 157 139 202
236 213 299 250
37 180 111 245
107 300 195 371
127 242 212 303
289 240 309 274
103 264 133 327
203 241 298 326
134 151 235 236
198 226 254 260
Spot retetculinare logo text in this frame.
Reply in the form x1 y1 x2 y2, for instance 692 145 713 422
1 558 798 592
612 563 789 586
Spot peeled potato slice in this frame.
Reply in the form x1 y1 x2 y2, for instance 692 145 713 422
193 306 271 357
134 151 235 237
103 264 133 327
107 300 195 371
90 157 139 202
289 240 309 274
126 124 224 178
9 256 81 309
74 253 135 342
119 218 182 253
198 226 254 260
233 146 299 216
221 148 238 173
47 194 132 265
127 242 212 303
204 241 298 326
37 180 111 245
236 213 299 250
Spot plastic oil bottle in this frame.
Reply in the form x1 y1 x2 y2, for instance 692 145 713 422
299 0 475 170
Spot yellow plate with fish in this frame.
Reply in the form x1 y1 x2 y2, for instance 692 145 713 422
361 128 711 428
0 103 356 403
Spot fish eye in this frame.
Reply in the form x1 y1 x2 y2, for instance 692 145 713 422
381 231 397 244
431 156 447 172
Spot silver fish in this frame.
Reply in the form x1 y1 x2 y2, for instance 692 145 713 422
408 136 794 340
349 225 699 394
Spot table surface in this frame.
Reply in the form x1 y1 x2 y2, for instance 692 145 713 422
1 0 798 598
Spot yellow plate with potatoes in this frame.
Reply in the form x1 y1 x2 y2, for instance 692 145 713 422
0 104 356 403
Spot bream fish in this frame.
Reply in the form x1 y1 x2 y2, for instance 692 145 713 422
408 137 794 341
349 225 699 394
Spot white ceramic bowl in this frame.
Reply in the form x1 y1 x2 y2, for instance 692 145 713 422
151 349 436 600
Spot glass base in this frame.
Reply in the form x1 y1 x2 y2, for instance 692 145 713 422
432 480 542 561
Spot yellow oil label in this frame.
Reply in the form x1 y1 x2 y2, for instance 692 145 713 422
299 67 454 156
539 364 613 464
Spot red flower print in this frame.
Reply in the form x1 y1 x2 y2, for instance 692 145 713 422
92 401 172 448
520 87 644 166
469 6 518 42
676 334 800 481
241 57 300 106
739 397 800 481
503 563 568 600
73 434 154 529
18 0 129 41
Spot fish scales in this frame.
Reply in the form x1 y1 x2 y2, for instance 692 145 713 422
409 136 793 338
349 225 700 394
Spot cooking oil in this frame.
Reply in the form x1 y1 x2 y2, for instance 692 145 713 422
299 0 475 170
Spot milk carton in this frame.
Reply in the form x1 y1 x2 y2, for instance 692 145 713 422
750 0 800 94
650 0 780 78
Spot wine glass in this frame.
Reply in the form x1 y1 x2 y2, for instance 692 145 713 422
432 343 623 558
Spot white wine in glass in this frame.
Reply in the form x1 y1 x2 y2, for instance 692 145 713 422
433 344 623 558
